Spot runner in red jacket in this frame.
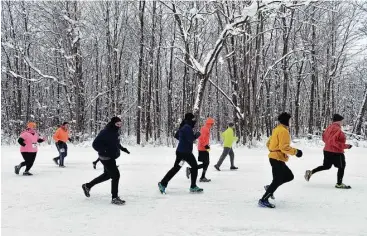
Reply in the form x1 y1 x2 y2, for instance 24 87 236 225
304 114 352 189
186 118 215 182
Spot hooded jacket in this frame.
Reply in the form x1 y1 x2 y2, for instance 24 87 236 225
198 118 214 151
92 122 123 159
176 120 200 153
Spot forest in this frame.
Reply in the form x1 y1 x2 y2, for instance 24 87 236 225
2 1 367 145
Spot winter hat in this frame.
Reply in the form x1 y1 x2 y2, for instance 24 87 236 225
278 112 292 126
27 122 36 129
184 113 195 121
62 122 69 126
228 122 234 127
332 114 344 122
110 116 122 123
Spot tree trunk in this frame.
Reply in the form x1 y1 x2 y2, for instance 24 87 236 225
308 6 317 135
353 85 367 135
136 0 145 145
155 4 163 141
193 74 208 119
294 59 304 137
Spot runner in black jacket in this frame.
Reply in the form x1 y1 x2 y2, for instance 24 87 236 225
82 117 130 205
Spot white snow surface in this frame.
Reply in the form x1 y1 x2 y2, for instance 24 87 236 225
1 144 367 236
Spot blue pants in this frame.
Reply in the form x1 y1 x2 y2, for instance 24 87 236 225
55 142 68 166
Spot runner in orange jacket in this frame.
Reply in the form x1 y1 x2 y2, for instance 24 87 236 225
186 118 215 182
52 122 73 167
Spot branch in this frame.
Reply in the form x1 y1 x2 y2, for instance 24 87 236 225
3 69 37 81
3 42 66 86
208 78 244 119
203 16 249 75
176 57 199 72
187 4 207 33
256 49 309 100
122 99 139 114
85 90 110 109
23 56 66 86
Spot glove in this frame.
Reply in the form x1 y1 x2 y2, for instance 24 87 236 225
296 149 303 158
37 138 45 143
347 144 352 149
194 132 201 139
174 130 179 140
18 138 26 147
121 147 130 154
68 138 73 142
204 145 210 150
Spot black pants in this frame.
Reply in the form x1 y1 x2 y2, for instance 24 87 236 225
93 158 100 164
312 151 346 185
55 142 68 166
161 151 198 188
197 151 210 178
86 159 120 198
262 158 294 200
20 152 37 172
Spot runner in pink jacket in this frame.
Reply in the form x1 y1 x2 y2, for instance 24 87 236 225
15 122 45 176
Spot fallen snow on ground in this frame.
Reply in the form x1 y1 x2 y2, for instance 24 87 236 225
1 144 366 236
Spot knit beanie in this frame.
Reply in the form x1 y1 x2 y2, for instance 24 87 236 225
332 114 344 122
278 112 292 127
110 116 122 123
184 113 195 121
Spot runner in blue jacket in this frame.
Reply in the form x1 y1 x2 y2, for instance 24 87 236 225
158 113 203 194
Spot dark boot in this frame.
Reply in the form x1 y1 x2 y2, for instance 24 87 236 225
82 184 91 197
14 165 21 175
199 177 211 182
111 197 125 205
186 167 191 179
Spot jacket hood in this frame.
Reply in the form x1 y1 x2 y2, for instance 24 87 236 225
205 118 215 127
185 119 196 128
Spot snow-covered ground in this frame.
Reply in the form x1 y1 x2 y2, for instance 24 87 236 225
1 144 366 236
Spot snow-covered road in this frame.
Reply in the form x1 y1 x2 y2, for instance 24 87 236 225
2 144 366 236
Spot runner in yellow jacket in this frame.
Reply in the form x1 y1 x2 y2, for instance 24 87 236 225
214 122 238 171
258 112 303 208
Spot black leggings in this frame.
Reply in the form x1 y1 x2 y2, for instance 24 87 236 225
20 152 37 172
86 159 120 198
197 151 209 178
312 151 346 185
262 158 294 200
161 151 198 188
